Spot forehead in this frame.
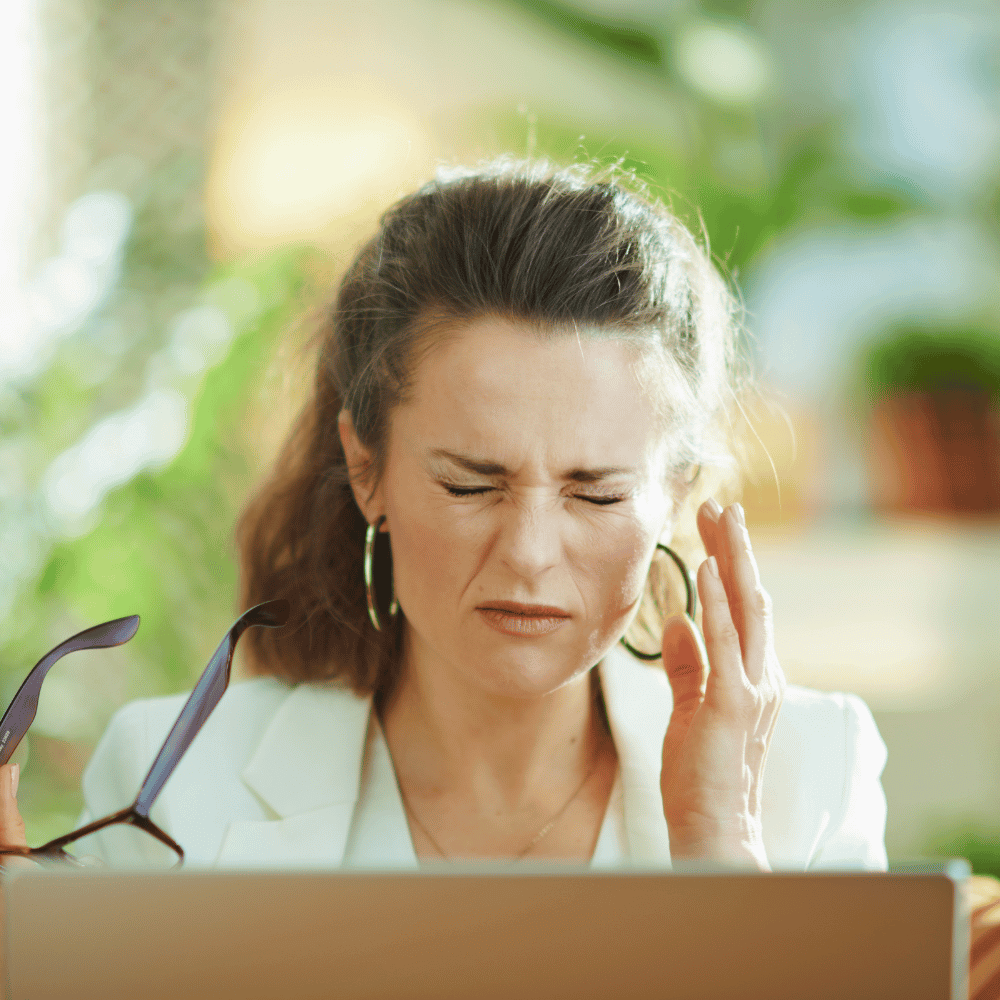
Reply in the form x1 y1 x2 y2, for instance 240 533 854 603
396 315 667 469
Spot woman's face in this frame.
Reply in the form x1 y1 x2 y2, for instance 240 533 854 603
340 315 679 700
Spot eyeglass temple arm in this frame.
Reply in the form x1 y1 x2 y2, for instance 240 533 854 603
128 600 289 822
0 615 140 767
133 600 292 820
36 805 185 863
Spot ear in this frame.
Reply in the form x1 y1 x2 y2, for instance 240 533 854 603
338 409 383 525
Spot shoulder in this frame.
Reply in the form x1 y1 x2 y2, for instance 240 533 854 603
80 677 371 865
81 676 293 810
96 675 295 756
775 684 883 750
765 684 888 869
86 675 372 780
770 684 887 788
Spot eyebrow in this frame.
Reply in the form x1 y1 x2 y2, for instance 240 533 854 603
428 449 636 483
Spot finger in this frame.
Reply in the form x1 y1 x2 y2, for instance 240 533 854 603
661 613 708 712
0 762 28 849
702 504 741 646
698 555 745 689
722 506 770 683
695 498 724 562
694 500 722 631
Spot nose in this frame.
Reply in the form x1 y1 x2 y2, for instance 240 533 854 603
495 494 562 580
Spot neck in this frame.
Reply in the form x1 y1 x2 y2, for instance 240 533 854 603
379 629 608 812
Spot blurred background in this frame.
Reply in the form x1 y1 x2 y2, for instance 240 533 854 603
1 0 998 870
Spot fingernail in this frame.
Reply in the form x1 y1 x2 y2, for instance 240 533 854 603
11 763 19 798
706 498 723 517
734 502 746 526
706 555 720 579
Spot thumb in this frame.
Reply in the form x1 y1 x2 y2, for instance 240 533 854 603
0 762 28 849
662 613 709 712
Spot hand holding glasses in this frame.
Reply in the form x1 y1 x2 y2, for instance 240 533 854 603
0 600 289 869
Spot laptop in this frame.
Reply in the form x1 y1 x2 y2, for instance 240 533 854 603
3 859 970 1000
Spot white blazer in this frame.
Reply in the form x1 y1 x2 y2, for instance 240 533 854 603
74 643 889 870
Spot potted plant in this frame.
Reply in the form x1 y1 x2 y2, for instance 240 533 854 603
851 323 1000 516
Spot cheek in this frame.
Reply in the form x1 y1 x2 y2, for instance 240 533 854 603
588 523 657 620
385 495 476 616
592 484 671 599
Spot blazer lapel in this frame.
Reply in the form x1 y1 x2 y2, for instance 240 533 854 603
215 683 373 868
599 645 673 865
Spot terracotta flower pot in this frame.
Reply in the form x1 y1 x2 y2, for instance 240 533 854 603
865 389 1000 515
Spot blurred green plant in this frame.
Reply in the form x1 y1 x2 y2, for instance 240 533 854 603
844 321 1000 515
488 0 925 284
926 824 1000 880
856 323 1000 405
37 248 318 678
503 0 666 71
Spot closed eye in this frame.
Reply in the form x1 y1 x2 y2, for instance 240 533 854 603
442 484 625 506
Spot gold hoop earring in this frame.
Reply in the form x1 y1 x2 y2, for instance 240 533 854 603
364 515 399 632
619 543 697 661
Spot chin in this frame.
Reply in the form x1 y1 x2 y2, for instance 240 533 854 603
402 615 611 700
463 637 594 700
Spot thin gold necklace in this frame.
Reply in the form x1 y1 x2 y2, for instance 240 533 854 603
400 762 599 861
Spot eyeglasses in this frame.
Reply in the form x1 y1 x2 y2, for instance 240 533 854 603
0 600 289 868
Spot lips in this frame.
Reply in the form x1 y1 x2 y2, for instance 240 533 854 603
477 604 569 638
478 601 570 618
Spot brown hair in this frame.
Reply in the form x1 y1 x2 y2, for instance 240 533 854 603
237 157 749 694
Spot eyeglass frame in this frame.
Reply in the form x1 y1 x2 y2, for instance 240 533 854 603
0 599 289 868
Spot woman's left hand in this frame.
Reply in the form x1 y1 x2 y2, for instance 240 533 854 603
659 499 786 870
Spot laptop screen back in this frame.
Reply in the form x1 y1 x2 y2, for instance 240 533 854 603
3 863 970 1000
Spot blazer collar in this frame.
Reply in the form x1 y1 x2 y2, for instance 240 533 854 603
242 682 373 817
219 647 673 868
216 683 372 867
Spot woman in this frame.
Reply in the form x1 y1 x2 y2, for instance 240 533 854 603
0 158 888 869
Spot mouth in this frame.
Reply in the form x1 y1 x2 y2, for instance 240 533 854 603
476 602 570 638
477 601 570 618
